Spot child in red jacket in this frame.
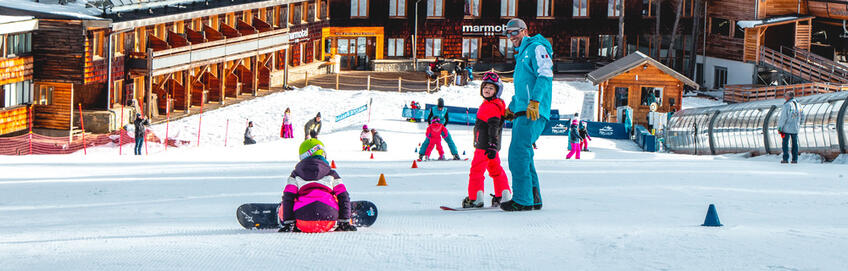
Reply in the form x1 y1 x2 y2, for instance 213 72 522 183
463 72 512 208
424 118 448 160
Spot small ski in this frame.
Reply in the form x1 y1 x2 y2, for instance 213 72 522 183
439 206 500 211
417 158 469 162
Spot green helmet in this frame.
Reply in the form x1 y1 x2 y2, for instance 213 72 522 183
298 138 326 160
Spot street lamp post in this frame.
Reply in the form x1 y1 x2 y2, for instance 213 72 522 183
413 0 424 70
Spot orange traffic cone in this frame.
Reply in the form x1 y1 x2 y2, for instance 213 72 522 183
331 160 337 169
370 153 374 159
411 160 418 168
377 173 388 186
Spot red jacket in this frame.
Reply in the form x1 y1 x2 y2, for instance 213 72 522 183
427 122 448 140
473 98 505 150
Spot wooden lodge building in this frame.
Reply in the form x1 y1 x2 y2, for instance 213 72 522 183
0 0 327 136
0 15 37 136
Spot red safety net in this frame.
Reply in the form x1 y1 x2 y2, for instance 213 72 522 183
0 130 185 156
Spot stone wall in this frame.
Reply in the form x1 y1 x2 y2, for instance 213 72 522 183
75 107 135 133
273 61 333 87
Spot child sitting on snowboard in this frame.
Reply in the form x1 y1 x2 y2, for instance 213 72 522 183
463 72 512 208
360 125 372 151
278 138 357 233
423 117 448 160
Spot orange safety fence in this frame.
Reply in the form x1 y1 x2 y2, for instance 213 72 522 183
0 130 188 156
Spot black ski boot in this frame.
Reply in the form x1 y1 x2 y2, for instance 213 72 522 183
418 154 424 161
462 197 484 208
499 200 533 211
490 194 501 208
452 154 461 160
532 187 543 210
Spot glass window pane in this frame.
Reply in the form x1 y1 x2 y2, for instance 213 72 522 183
388 39 396 56
360 0 368 17
398 0 405 16
501 0 508 16
339 39 348 54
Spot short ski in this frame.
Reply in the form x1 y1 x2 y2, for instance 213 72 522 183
439 206 500 211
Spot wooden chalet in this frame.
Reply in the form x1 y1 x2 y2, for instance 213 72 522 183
0 16 37 135
0 0 327 135
588 51 698 125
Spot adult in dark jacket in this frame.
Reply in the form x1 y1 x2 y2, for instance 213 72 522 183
133 113 149 155
244 121 256 145
369 129 387 151
304 113 322 140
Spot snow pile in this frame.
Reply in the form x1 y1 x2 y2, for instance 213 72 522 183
0 0 103 20
682 96 726 109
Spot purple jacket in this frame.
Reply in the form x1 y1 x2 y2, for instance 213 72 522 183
281 156 351 222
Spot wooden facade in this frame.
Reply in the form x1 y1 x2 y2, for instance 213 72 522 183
0 16 37 135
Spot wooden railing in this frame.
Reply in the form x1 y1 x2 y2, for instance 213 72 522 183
760 46 848 84
724 83 848 103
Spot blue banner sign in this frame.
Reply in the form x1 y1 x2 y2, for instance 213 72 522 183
336 104 368 122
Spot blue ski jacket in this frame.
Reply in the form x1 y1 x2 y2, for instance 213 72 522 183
509 34 554 120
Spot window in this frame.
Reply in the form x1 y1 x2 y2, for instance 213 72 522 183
389 0 406 17
92 31 105 58
570 37 589 58
300 42 307 64
4 33 32 57
537 0 553 17
734 23 745 39
425 38 442 57
642 0 658 17
427 0 444 17
462 38 480 59
264 8 274 26
710 18 730 36
1 80 32 107
293 3 303 23
279 5 289 26
113 33 125 56
351 0 368 17
36 85 53 106
615 87 628 107
573 0 588 17
498 38 515 59
682 0 695 17
608 0 622 17
695 63 704 85
598 35 619 58
465 0 481 17
640 87 663 106
311 1 319 21
388 38 404 57
302 2 310 22
314 40 321 61
501 0 516 17
714 66 728 89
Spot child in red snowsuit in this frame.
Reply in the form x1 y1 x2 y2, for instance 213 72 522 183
463 72 512 208
424 118 448 160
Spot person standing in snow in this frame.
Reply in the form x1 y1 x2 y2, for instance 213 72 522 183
133 113 149 155
500 18 553 211
244 121 257 145
418 98 461 160
778 92 802 164
463 72 511 208
280 108 294 139
369 128 387 151
304 113 322 140
278 138 356 233
422 118 448 160
579 121 591 151
566 120 581 159
360 125 372 151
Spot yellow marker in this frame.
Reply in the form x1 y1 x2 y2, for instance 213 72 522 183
255 223 260 227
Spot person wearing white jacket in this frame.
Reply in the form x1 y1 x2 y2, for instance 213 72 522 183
777 92 802 164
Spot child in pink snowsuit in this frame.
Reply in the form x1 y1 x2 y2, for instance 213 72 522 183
424 118 448 160
280 108 294 138
463 72 511 208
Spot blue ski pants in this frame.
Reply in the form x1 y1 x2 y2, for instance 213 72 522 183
508 116 547 206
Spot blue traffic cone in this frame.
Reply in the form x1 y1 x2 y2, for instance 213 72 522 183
701 204 723 227
414 147 418 153
462 150 466 155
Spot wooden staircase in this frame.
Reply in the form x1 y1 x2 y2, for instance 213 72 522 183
759 46 848 84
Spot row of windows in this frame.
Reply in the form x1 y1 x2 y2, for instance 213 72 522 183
1 80 32 108
388 35 618 59
1 33 32 58
710 17 745 39
353 0 696 19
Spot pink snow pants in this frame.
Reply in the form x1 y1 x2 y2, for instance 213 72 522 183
425 136 444 157
566 143 581 159
468 149 510 200
580 139 588 150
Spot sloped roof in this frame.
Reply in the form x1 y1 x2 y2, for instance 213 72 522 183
586 51 698 88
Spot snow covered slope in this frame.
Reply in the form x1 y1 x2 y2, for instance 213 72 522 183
1 81 847 270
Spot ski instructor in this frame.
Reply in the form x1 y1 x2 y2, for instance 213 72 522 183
500 18 553 211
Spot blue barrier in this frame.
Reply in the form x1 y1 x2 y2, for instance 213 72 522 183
402 108 427 120
633 125 657 152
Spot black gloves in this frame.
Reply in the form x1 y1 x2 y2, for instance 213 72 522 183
278 220 297 232
485 143 498 159
336 220 357 232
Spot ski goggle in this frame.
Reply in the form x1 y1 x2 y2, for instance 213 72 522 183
505 29 523 37
482 72 500 82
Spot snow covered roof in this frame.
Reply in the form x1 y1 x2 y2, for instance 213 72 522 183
91 0 206 13
586 51 698 88
736 16 813 29
0 15 38 35
0 0 104 20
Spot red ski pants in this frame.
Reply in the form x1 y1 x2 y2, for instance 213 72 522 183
425 137 444 157
468 149 510 200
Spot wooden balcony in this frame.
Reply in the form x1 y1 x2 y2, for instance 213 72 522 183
724 83 848 103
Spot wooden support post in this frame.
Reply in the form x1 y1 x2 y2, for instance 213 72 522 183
398 76 402 92
185 71 191 112
336 73 340 90
219 63 226 105
253 56 259 96
427 79 431 93
305 71 309 87
367 75 371 91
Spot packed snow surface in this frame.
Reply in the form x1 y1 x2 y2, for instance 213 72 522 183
2 81 847 270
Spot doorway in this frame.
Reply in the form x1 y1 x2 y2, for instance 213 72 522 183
337 37 375 70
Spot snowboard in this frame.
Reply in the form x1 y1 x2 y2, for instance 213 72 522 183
237 200 378 230
417 157 469 162
439 205 500 211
